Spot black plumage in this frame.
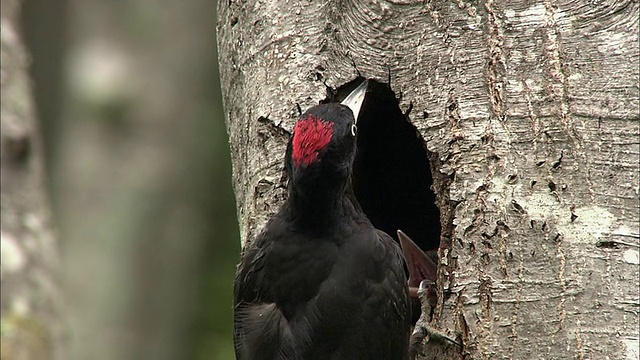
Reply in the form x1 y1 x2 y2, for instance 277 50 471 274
233 84 411 360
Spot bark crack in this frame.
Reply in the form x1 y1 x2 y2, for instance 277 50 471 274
484 0 506 118
542 0 596 202
552 228 568 346
575 319 585 360
508 245 524 360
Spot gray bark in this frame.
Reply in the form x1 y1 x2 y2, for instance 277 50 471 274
1 0 66 359
217 0 639 359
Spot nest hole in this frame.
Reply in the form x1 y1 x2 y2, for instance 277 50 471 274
332 78 443 252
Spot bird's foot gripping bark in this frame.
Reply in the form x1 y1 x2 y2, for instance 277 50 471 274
409 323 461 359
397 230 460 358
409 281 461 360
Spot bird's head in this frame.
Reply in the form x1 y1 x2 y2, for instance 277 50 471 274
286 81 368 187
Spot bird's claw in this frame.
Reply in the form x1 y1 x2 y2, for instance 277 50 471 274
409 324 462 359
419 279 435 292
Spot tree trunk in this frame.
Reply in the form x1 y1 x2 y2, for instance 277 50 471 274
1 0 66 359
217 1 639 359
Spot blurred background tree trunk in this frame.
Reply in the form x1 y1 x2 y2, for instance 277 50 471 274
1 0 65 359
18 0 239 359
217 0 639 359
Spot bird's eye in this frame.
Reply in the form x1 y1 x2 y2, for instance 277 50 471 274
351 124 357 137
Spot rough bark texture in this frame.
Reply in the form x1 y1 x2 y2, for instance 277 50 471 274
217 1 639 359
1 0 65 359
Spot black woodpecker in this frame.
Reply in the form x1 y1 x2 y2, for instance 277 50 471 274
233 81 412 360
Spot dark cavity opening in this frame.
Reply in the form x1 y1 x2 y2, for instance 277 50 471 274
330 78 441 252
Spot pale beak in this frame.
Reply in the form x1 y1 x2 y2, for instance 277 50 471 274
340 80 368 123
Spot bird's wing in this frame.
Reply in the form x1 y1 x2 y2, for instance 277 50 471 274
233 232 289 360
288 228 411 360
344 229 410 359
233 235 269 306
375 229 413 317
374 229 412 359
